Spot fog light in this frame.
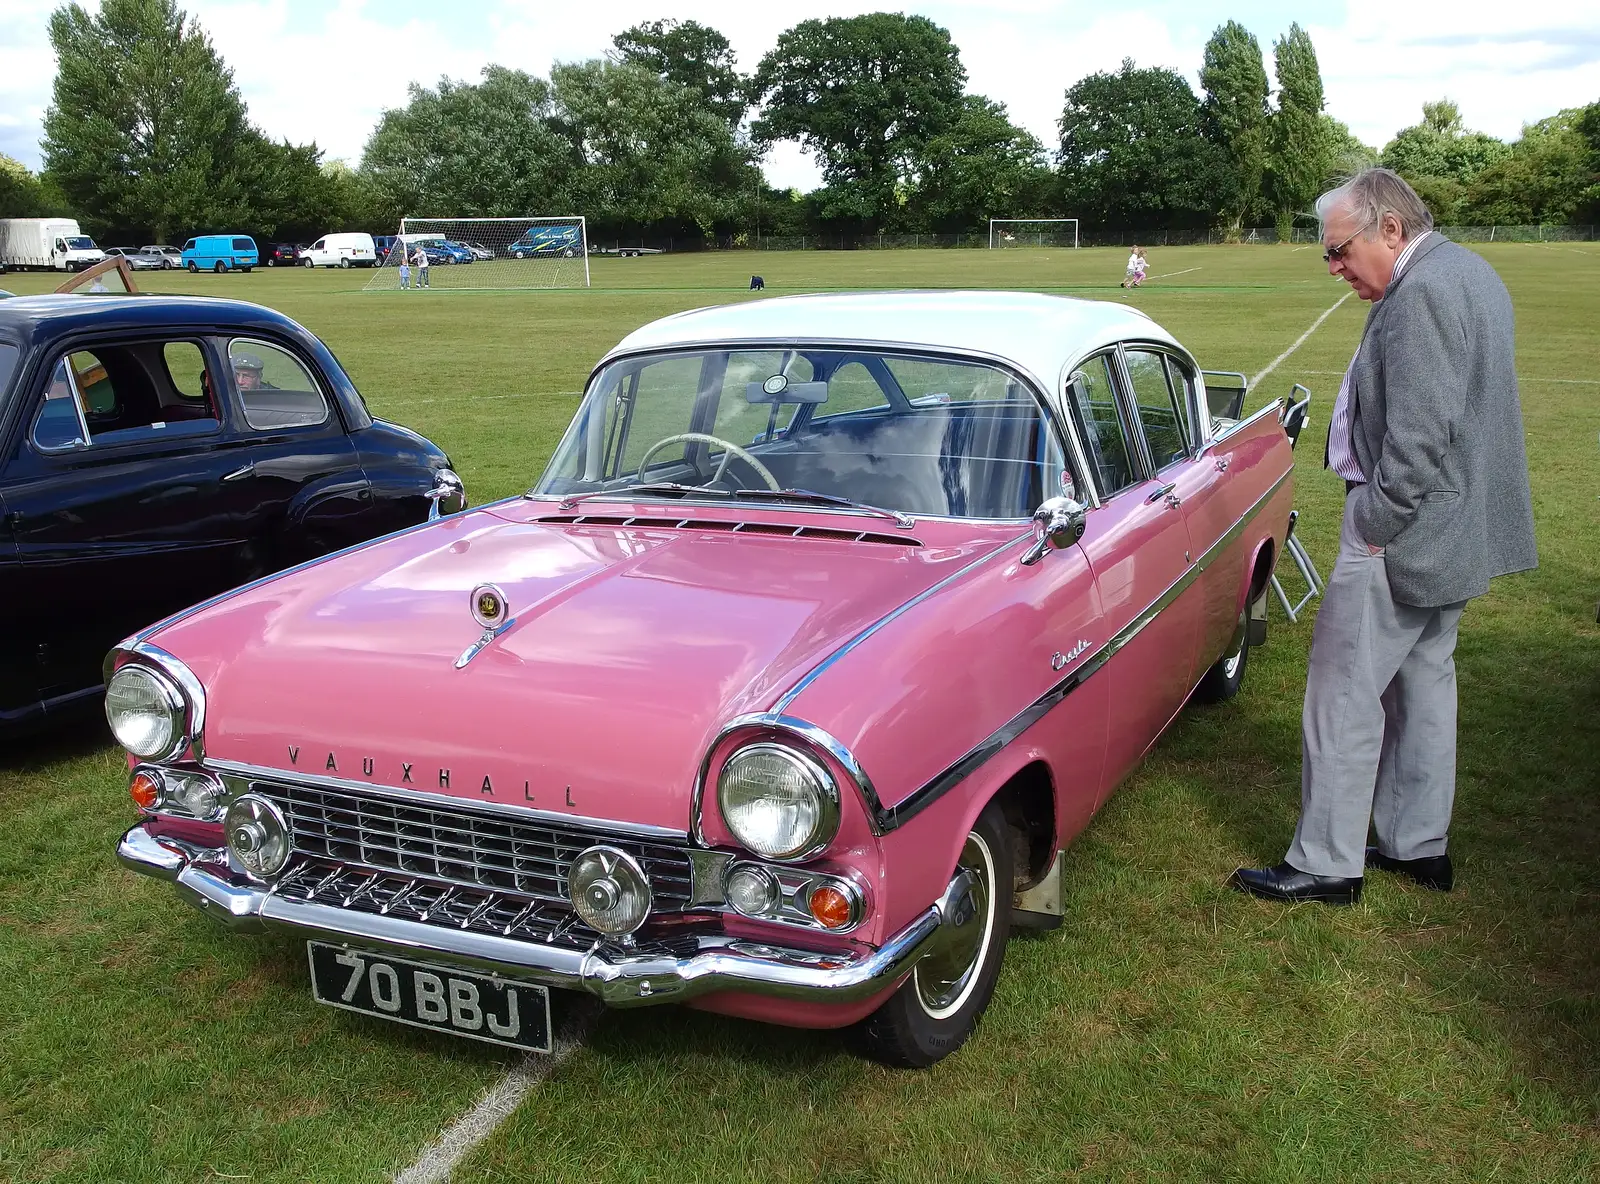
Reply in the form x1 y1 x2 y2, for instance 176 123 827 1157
808 883 857 931
568 845 651 936
167 772 224 821
129 769 162 811
724 864 781 918
225 795 291 878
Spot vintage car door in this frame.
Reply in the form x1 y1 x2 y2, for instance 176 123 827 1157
1065 352 1202 803
215 336 371 568
1121 347 1241 668
0 488 34 724
5 339 260 698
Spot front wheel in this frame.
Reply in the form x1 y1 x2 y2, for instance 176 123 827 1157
302 257 314 268
851 798 1013 1068
187 261 198 272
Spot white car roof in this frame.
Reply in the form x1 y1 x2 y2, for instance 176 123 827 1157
603 291 1189 389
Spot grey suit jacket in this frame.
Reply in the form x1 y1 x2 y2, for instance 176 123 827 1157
1343 235 1537 607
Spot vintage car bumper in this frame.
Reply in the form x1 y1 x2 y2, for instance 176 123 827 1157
119 823 950 1008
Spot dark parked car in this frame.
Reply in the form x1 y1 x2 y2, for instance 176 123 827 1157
0 293 466 738
263 243 300 267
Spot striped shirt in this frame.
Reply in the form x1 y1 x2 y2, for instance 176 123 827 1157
1328 231 1433 483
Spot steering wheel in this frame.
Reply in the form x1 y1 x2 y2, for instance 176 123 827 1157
633 432 781 491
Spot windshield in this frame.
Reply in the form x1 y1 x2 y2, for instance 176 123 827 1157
64 237 96 250
534 347 1067 520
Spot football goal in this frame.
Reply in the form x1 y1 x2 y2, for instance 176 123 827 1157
988 219 1079 249
363 216 589 291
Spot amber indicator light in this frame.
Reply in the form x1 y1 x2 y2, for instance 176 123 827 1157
129 770 161 811
809 884 853 930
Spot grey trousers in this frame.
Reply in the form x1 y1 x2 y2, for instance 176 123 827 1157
1287 493 1468 879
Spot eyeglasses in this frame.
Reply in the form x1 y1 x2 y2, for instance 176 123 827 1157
1323 222 1372 262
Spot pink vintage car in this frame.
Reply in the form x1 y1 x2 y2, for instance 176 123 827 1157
109 292 1294 1066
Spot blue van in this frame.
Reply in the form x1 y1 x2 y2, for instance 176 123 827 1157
508 225 583 259
181 234 258 273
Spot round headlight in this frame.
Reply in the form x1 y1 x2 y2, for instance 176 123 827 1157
105 664 186 759
225 795 292 879
568 845 651 936
716 744 839 861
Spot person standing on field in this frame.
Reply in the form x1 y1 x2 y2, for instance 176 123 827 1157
398 251 410 290
1230 168 1537 905
1122 246 1141 288
413 244 430 289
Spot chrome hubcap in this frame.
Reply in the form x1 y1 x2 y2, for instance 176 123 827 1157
1223 645 1244 679
915 832 996 1019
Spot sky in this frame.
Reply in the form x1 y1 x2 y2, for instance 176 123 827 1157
2 0 1599 192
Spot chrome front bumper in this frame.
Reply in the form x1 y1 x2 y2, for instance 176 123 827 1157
119 824 948 1008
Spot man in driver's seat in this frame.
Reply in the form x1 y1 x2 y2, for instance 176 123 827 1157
232 351 272 392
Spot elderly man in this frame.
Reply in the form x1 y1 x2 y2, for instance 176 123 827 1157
1231 168 1536 904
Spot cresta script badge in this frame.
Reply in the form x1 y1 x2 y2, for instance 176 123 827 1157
307 942 552 1053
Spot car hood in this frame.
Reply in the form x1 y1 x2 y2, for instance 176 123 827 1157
151 501 1013 831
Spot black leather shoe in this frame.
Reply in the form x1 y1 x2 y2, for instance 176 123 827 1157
1228 862 1363 905
1366 847 1453 891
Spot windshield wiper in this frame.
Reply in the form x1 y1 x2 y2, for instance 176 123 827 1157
731 487 915 530
548 482 732 510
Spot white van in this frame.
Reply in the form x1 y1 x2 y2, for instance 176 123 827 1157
300 232 377 269
0 218 106 271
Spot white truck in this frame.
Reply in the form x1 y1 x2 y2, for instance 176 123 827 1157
0 218 106 271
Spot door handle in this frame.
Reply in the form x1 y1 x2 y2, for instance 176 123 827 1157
222 462 255 482
1145 482 1177 504
1215 456 1232 472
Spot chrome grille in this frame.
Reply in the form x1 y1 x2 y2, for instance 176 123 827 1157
249 780 694 915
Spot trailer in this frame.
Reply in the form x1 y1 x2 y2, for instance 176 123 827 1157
0 219 106 271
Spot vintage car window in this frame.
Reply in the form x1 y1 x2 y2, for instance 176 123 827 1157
1163 355 1197 448
162 342 211 403
32 356 89 451
1068 354 1138 497
33 343 222 451
539 347 1067 520
229 339 329 430
0 342 17 418
1124 349 1189 470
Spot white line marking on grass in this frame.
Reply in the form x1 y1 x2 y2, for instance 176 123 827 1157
1250 290 1355 388
393 1007 598 1184
1291 244 1313 252
1149 266 1203 279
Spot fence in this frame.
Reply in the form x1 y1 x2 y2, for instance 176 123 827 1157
593 225 1598 254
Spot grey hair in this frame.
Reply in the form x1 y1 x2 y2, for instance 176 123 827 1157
1315 168 1433 240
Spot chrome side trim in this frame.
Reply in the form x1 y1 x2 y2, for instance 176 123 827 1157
882 466 1292 831
771 531 1031 716
1204 398 1286 450
203 756 690 841
120 822 958 1008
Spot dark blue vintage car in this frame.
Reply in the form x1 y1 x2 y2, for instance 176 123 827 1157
0 294 466 738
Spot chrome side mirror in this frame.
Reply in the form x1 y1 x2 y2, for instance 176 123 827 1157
1019 496 1086 566
426 467 467 520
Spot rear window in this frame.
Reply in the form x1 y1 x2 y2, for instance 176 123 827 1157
232 238 254 252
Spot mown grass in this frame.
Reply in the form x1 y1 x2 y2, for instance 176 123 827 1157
1 244 1596 1182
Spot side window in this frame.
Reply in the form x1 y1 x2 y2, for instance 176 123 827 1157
183 240 195 252
1068 354 1138 498
1163 356 1196 447
1124 349 1189 470
820 360 890 417
162 342 213 404
312 239 325 251
32 356 88 451
229 339 329 430
69 350 115 415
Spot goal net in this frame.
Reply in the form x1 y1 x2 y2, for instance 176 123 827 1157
363 217 589 291
988 219 1079 248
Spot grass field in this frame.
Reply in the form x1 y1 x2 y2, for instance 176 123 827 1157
1 244 1597 1183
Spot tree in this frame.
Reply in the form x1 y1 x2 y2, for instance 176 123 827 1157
551 60 760 238
1462 110 1593 224
1381 100 1508 185
1058 60 1233 231
753 14 967 228
360 67 578 221
611 19 747 127
1199 21 1269 233
1320 116 1378 184
42 0 261 242
0 155 61 218
1574 100 1600 223
1266 23 1328 235
906 96 1053 232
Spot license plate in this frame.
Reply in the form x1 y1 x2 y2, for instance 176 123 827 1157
307 942 551 1052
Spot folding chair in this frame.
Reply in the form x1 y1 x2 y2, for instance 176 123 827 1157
1272 384 1324 623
